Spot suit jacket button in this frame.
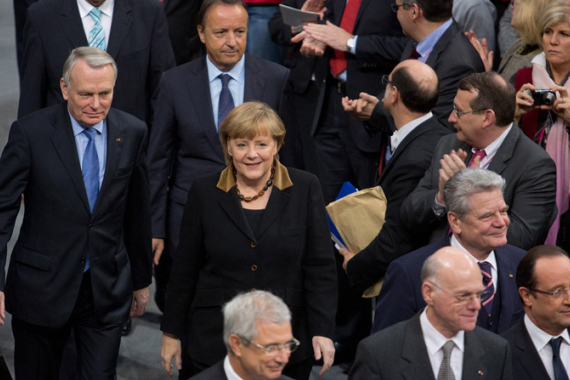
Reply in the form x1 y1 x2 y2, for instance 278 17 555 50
251 265 258 272
250 241 257 248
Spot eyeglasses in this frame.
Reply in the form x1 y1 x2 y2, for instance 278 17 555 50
391 3 405 12
429 282 489 305
381 75 392 85
528 287 570 299
240 337 300 355
452 105 487 118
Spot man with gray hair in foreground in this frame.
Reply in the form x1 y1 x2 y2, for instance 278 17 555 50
350 246 512 379
372 168 525 335
188 290 295 380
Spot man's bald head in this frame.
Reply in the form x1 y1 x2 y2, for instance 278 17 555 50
421 247 480 284
389 59 439 114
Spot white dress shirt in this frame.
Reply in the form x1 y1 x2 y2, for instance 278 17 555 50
450 235 499 294
421 309 465 380
470 123 512 169
77 0 115 51
524 314 570 379
390 112 433 153
223 355 244 380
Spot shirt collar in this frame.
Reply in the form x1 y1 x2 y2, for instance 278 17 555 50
391 112 433 152
207 54 245 85
416 18 453 60
450 235 497 271
421 308 465 355
473 123 512 164
69 110 105 137
524 314 570 352
223 355 244 380
217 159 293 193
77 0 115 18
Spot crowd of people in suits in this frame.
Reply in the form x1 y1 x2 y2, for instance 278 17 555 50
2 0 570 378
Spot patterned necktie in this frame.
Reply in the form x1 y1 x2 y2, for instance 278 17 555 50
468 149 486 168
88 8 105 50
82 128 100 271
437 340 456 380
550 337 570 380
329 0 362 75
478 261 495 315
217 74 235 129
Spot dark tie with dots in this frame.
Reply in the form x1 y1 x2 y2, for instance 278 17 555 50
478 261 495 315
551 337 569 380
217 74 235 129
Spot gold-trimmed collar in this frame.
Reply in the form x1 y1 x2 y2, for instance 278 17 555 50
216 160 293 193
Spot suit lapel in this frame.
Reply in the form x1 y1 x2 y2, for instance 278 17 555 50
495 246 519 332
244 55 265 102
188 58 225 163
106 0 133 58
353 0 371 30
514 322 551 378
487 126 518 175
218 190 256 242
50 104 91 213
94 110 125 214
60 0 89 47
462 330 487 380
402 314 436 380
425 21 459 67
257 186 291 239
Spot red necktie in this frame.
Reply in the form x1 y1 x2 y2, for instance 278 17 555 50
330 0 362 76
409 47 421 60
468 149 487 168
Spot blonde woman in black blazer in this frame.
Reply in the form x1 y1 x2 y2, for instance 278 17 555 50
160 102 337 380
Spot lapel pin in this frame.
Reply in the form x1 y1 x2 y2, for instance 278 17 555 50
509 274 513 278
116 138 121 142
478 370 484 376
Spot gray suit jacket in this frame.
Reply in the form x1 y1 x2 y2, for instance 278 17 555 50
349 312 513 380
190 360 294 380
400 125 557 250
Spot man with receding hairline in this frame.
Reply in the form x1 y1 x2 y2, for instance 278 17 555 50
337 59 450 293
350 246 512 379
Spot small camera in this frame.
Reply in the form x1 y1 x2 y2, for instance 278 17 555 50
524 89 556 106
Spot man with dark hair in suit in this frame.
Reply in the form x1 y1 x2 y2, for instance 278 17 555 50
0 47 152 379
502 245 570 380
186 290 295 380
350 246 512 379
17 0 175 126
342 0 484 131
373 168 525 335
401 71 557 251
337 59 450 293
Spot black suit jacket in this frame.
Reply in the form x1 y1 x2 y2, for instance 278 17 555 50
0 103 152 328
372 237 525 335
160 166 337 366
18 0 175 124
350 312 513 380
190 360 294 380
401 125 557 250
147 54 289 248
345 116 450 291
369 20 485 131
501 319 558 380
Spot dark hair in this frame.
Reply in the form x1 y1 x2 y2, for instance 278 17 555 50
516 245 570 296
197 0 247 28
458 72 516 127
402 0 453 22
391 66 439 113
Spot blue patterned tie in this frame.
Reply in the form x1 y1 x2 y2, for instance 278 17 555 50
550 337 569 380
88 8 105 50
82 128 100 271
217 74 235 129
478 261 495 315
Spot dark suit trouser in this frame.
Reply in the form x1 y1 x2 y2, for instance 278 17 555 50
11 271 123 380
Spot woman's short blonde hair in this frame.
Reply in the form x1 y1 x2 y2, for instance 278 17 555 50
219 101 286 165
538 0 570 49
513 0 550 45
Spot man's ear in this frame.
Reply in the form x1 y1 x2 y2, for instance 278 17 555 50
60 78 69 101
228 334 243 357
519 287 533 308
197 24 206 44
448 211 461 235
422 281 435 306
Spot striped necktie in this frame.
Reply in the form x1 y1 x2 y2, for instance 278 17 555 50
478 261 495 315
217 74 235 129
88 8 105 50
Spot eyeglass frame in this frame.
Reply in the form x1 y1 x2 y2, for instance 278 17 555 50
239 336 301 355
528 287 570 300
452 105 488 118
391 2 405 12
428 281 489 305
381 75 392 85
